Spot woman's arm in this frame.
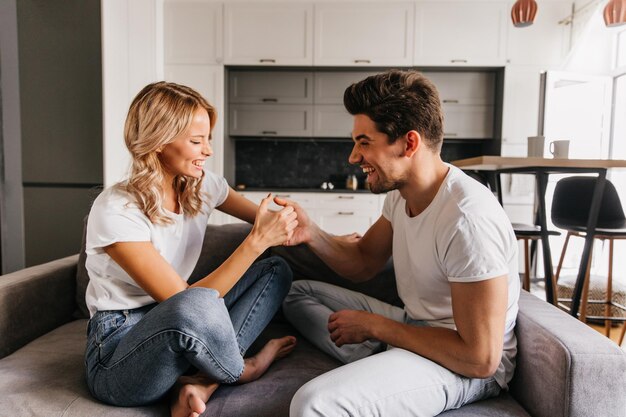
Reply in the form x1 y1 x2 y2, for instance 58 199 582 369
104 194 297 302
216 188 257 224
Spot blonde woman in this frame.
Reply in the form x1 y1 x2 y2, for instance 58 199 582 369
84 81 297 417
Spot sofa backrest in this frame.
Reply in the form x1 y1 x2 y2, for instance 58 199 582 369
511 291 626 417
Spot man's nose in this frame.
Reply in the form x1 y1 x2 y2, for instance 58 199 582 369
348 145 361 165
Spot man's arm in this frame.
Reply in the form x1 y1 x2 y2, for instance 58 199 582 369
328 275 508 378
276 196 393 282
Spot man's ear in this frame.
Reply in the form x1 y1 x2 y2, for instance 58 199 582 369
403 130 420 157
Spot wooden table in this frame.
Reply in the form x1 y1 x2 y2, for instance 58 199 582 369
451 156 626 317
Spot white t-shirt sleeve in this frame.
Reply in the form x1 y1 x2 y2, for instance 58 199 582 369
203 170 230 209
443 214 510 282
381 191 398 222
86 197 152 254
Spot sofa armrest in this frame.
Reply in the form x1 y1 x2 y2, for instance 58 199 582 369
510 291 626 417
0 255 79 359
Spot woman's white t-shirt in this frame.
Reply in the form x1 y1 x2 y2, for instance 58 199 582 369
84 171 229 317
382 164 520 388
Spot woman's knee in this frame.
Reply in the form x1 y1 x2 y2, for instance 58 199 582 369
260 255 293 296
162 288 233 337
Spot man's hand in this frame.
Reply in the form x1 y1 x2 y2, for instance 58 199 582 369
327 310 377 347
273 196 315 246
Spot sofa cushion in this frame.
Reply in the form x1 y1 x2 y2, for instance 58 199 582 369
0 320 166 417
510 291 626 417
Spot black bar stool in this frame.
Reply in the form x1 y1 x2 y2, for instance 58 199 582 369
551 176 626 343
513 223 560 292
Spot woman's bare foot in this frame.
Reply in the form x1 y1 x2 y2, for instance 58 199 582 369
238 336 297 384
170 374 219 417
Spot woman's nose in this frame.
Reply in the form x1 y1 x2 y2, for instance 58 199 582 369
202 141 213 156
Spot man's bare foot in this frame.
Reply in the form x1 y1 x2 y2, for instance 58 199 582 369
170 374 219 417
238 336 297 384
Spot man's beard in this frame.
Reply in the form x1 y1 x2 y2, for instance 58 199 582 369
369 177 404 194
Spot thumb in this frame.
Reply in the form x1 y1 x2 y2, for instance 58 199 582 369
258 193 272 213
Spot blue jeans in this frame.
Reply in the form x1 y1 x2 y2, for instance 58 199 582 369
85 256 292 407
283 280 501 417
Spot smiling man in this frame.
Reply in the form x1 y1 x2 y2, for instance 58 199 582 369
278 69 520 416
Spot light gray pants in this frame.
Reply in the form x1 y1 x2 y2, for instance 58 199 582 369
283 280 501 417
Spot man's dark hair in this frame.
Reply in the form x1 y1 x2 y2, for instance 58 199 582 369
343 69 444 152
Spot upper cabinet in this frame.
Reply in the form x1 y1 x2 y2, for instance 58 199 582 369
313 2 414 66
230 71 313 104
414 1 508 66
506 1 572 67
224 2 313 66
163 0 223 65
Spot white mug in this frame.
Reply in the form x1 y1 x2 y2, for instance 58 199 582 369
549 140 570 159
527 136 545 157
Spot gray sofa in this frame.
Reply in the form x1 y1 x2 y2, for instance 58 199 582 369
1 223 625 417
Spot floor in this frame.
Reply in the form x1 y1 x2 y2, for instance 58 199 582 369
527 278 625 351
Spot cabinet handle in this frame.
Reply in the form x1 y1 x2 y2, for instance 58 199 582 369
338 196 355 199
450 59 468 63
444 133 458 137
354 59 371 64
261 98 278 103
443 99 459 104
261 130 277 135
338 211 355 215
260 59 276 63
276 194 291 198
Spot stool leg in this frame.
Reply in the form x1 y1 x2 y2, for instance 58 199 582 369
554 232 571 309
523 238 531 291
580 243 594 323
619 322 626 346
605 239 613 337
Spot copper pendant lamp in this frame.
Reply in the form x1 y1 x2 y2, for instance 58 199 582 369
511 0 538 27
603 0 626 27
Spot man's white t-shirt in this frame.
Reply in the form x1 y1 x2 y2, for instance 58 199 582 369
382 164 520 389
84 171 229 317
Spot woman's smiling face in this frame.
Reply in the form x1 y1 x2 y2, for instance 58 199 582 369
159 107 212 180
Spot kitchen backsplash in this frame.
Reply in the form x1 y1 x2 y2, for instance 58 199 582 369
235 139 364 189
234 139 486 190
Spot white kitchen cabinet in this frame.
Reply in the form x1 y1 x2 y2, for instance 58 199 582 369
313 71 378 104
229 71 313 104
442 105 494 139
501 66 544 148
313 105 353 138
163 0 223 65
314 2 414 66
506 1 572 67
233 191 382 235
425 71 496 105
414 1 507 66
224 2 313 66
229 104 313 137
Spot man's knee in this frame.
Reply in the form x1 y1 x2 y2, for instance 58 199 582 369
290 377 339 417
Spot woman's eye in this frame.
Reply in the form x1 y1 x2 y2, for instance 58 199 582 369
191 140 201 145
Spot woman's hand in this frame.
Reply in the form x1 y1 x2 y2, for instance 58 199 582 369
249 193 298 251
273 196 316 246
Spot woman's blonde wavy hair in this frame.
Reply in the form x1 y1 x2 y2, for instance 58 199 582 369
120 81 217 225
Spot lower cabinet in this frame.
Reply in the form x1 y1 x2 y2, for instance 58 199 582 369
222 191 383 235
